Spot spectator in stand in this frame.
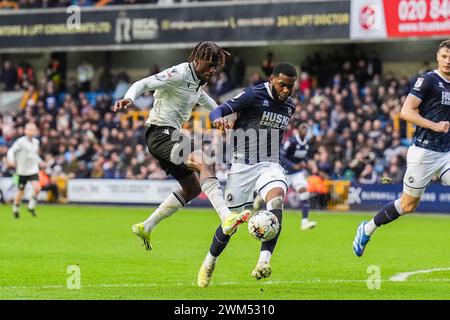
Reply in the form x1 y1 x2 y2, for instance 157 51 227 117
17 61 35 89
1 60 19 91
298 71 312 94
358 164 378 184
229 51 246 87
46 55 63 90
39 168 59 202
261 52 274 78
77 61 95 92
213 71 235 98
248 71 264 86
19 83 39 110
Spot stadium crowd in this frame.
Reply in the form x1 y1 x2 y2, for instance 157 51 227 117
1 46 420 188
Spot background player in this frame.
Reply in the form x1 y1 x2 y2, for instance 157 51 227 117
113 42 250 251
353 40 450 257
197 62 297 287
254 122 317 229
7 123 42 218
281 122 317 230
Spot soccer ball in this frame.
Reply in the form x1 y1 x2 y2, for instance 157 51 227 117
248 210 280 242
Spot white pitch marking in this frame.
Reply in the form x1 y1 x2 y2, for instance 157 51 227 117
2 278 450 290
390 268 450 282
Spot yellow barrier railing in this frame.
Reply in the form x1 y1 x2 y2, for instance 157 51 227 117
120 110 212 129
392 112 415 139
55 176 68 203
324 180 350 211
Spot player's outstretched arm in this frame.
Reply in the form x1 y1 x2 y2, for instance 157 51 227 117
6 142 18 168
400 94 450 133
114 67 182 113
113 98 133 112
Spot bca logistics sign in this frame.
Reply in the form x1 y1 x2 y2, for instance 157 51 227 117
351 0 450 39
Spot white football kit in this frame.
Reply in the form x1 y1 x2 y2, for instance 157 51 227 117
7 136 41 176
124 62 218 130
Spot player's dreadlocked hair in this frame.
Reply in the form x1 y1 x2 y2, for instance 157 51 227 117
188 41 231 67
438 39 450 52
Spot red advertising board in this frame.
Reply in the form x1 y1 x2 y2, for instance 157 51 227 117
384 0 450 37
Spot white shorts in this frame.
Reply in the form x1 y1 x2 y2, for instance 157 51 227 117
403 145 450 197
224 162 288 210
286 171 308 192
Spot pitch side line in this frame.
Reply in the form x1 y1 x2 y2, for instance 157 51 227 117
2 278 450 290
390 268 450 282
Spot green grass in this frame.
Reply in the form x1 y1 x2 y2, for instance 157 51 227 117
0 205 449 300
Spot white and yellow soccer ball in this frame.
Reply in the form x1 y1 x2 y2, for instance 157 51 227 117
248 210 280 242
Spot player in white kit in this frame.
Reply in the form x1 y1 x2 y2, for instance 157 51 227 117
7 123 42 218
113 42 250 252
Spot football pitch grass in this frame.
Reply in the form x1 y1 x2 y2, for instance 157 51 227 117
0 205 449 300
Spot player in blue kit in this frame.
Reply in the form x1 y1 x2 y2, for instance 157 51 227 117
281 122 317 230
353 40 450 257
197 62 297 287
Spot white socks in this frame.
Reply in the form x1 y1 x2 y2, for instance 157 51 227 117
28 195 37 210
144 192 185 232
299 192 310 201
394 199 404 215
364 219 377 236
201 177 231 222
258 250 272 265
204 252 218 267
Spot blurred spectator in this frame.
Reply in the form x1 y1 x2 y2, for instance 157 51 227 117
98 67 114 92
229 51 246 87
248 71 264 86
46 55 63 90
17 61 35 89
1 60 18 91
358 164 378 184
213 71 235 97
261 52 274 78
298 71 312 93
19 83 39 110
112 71 130 101
39 168 59 202
77 61 95 92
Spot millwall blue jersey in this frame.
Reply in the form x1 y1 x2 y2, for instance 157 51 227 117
409 70 450 152
281 134 310 175
221 82 296 164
